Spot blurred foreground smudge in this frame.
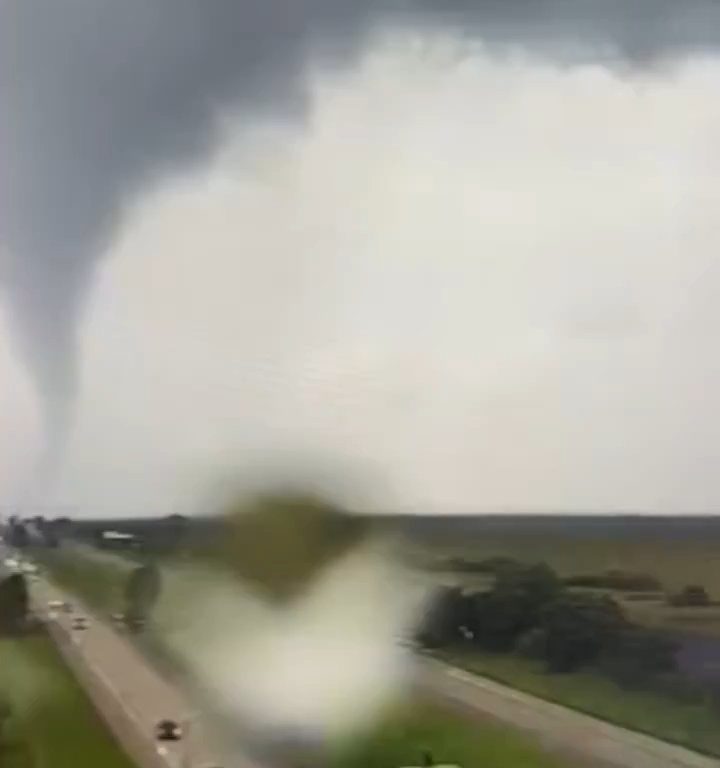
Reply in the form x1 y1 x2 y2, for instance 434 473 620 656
148 490 428 764
204 491 378 603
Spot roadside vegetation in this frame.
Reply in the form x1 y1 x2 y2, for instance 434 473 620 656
442 651 720 757
0 635 136 768
0 560 134 768
417 560 720 757
329 699 570 768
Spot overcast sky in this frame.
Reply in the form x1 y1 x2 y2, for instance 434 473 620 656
4 5 720 517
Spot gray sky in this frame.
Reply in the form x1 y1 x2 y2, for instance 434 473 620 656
3 1 720 516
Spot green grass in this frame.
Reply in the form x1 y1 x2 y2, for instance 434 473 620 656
0 634 136 768
328 699 570 768
441 650 720 758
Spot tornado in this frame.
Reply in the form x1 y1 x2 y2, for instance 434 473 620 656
2 0 720 493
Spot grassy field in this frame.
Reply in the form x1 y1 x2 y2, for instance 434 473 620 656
619 598 720 637
430 532 720 597
426 528 720 637
329 698 570 768
0 634 136 768
441 650 720 758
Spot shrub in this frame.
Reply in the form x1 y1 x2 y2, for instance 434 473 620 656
515 627 548 660
668 585 711 607
0 574 29 633
563 570 661 592
470 563 562 651
599 629 678 688
539 594 627 673
417 563 562 652
443 556 520 574
416 587 474 649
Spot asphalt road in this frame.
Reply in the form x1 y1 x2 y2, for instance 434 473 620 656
418 657 720 768
31 577 246 768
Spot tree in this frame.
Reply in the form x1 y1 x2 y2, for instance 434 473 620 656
164 514 188 550
516 626 549 660
6 520 29 549
539 594 626 673
416 562 563 653
599 629 678 687
497 562 561 601
124 564 161 627
669 585 711 607
471 563 562 651
52 517 73 538
564 571 661 592
0 574 29 632
416 587 474 649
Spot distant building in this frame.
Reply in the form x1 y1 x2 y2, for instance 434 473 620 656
98 530 137 550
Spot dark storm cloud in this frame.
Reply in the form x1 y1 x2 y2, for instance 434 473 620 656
2 0 720 476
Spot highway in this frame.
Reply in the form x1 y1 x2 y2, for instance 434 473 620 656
30 577 250 768
418 657 720 768
6 546 720 768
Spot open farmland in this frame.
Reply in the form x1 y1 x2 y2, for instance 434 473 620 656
65 514 720 598
409 516 720 597
618 599 720 639
403 515 720 640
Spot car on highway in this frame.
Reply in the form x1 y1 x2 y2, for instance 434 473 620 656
155 719 182 741
71 616 89 631
48 600 73 613
125 615 146 632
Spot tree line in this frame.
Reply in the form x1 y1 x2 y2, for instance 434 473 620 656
416 562 679 686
